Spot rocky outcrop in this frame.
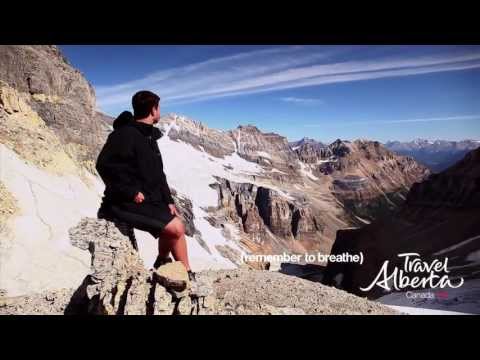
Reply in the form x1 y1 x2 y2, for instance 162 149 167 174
291 140 331 164
324 148 480 299
170 189 197 237
67 217 217 315
210 177 322 252
159 114 236 158
0 81 92 178
0 45 106 173
228 125 299 172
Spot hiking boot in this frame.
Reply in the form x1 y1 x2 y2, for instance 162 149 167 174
153 255 172 270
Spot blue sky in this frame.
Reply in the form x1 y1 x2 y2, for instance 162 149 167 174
60 45 480 143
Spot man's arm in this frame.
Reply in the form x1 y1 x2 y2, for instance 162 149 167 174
96 133 141 202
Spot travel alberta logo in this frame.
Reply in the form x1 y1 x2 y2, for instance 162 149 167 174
360 253 464 296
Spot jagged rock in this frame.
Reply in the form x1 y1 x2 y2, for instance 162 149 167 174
172 191 197 237
67 217 215 315
211 177 321 250
152 284 174 315
256 188 295 238
228 125 300 174
68 217 149 314
290 138 331 164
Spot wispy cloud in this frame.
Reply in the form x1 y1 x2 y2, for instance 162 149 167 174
304 114 480 128
281 97 324 105
95 46 480 111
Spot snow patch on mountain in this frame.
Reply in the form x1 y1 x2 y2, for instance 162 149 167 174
298 161 319 181
256 151 272 159
157 132 263 269
0 145 98 296
378 279 480 315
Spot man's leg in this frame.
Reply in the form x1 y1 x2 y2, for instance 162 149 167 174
158 217 191 271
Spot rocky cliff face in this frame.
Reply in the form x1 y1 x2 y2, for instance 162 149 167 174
324 148 480 299
0 46 117 297
0 45 107 173
329 140 430 221
291 141 330 164
209 178 323 254
229 124 299 173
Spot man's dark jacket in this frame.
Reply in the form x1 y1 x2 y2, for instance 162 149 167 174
96 111 174 208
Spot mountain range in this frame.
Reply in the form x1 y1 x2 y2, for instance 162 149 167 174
0 45 478 314
384 139 480 172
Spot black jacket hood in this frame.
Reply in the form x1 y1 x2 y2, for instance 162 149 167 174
112 111 163 140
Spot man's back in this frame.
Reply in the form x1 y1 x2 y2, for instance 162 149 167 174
96 112 174 208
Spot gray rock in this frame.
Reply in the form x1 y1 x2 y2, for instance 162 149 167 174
0 45 107 173
210 177 321 249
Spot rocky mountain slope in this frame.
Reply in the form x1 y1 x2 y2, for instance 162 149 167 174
158 115 429 259
324 148 480 311
385 138 480 172
0 217 398 315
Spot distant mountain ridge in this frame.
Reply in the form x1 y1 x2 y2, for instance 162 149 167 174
385 138 480 172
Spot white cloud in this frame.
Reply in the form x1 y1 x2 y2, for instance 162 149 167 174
281 97 324 105
304 114 480 128
95 46 480 111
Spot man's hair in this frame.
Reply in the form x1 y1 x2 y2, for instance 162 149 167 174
132 90 160 119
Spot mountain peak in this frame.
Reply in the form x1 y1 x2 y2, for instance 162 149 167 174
236 124 261 132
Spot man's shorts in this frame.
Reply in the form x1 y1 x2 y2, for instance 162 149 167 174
100 201 176 239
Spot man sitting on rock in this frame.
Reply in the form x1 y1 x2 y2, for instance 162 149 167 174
95 90 195 282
